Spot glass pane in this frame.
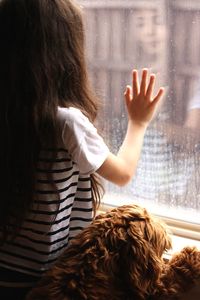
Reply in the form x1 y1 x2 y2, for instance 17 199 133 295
79 0 200 224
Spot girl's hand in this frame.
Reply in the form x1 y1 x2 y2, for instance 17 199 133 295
124 68 164 127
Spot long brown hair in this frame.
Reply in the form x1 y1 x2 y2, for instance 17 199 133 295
0 0 103 242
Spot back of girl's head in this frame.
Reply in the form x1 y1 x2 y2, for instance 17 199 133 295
0 0 97 121
0 0 100 241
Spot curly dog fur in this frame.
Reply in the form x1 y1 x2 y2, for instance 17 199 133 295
26 204 200 300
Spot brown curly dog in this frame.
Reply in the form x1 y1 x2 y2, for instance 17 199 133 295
26 204 200 300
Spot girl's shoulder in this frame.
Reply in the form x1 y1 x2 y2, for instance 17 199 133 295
57 107 109 175
58 106 87 121
57 106 94 131
58 106 82 116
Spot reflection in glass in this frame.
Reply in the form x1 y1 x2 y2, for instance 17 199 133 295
79 0 200 223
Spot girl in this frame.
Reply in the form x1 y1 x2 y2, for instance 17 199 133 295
0 0 164 298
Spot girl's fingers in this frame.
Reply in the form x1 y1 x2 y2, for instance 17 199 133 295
128 69 163 106
124 85 132 104
132 70 139 97
140 68 148 95
151 87 165 106
146 74 155 100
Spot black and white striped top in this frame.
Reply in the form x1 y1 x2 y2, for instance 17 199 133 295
0 107 109 284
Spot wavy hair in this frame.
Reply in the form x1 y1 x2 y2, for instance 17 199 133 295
0 0 103 242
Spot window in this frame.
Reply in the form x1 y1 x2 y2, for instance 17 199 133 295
79 0 200 236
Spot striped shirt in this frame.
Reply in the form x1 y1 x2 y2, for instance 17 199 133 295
0 107 109 285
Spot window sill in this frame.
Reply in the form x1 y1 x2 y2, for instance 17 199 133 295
164 234 200 260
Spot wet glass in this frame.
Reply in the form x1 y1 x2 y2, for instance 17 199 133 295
79 0 200 224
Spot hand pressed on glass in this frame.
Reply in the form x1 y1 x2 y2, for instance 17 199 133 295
97 68 165 186
124 68 164 127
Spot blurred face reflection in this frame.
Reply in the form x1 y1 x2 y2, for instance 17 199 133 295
135 9 166 56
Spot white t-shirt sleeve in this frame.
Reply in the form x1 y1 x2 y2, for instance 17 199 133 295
61 107 109 175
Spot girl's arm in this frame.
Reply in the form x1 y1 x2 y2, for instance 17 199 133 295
96 69 164 186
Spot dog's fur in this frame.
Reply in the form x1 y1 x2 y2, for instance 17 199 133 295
26 204 200 300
